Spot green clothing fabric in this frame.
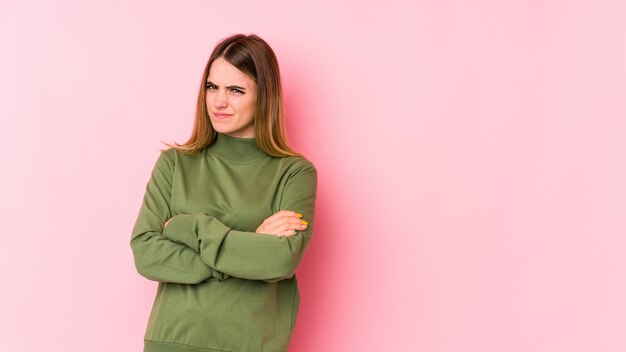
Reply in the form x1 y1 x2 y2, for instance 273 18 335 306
130 132 318 352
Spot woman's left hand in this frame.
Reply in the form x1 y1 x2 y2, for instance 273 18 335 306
255 210 307 237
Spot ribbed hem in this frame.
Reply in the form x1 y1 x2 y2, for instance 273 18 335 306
144 339 230 352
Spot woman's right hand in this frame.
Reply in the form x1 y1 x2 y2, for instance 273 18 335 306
256 210 308 237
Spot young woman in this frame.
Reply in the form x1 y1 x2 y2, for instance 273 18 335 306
130 33 318 352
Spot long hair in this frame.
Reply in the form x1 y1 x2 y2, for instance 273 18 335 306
162 34 302 158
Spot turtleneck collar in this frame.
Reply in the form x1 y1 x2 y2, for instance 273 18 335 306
206 132 267 163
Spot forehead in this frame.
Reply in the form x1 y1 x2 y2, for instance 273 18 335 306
207 57 255 87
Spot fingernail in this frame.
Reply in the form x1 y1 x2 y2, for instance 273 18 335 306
301 220 308 225
297 213 303 218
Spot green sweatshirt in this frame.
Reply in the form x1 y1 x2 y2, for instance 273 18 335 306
130 132 318 352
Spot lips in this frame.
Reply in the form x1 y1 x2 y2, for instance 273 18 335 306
213 112 232 120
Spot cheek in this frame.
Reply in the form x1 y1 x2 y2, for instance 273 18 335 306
241 98 255 118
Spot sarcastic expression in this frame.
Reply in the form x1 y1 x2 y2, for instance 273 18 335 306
205 57 258 138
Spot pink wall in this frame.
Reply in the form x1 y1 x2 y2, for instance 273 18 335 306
2 1 625 351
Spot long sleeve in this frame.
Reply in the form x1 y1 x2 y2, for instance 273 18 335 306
129 150 229 284
163 160 318 283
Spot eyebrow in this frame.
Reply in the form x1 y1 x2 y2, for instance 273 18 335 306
206 81 247 91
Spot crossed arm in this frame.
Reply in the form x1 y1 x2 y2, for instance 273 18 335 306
129 150 318 284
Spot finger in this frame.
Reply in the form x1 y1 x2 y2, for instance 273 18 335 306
280 217 308 229
266 210 302 224
277 230 297 237
266 213 304 228
266 217 306 232
270 220 307 234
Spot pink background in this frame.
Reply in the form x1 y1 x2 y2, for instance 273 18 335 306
2 1 625 351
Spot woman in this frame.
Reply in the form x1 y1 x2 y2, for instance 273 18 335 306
130 33 318 352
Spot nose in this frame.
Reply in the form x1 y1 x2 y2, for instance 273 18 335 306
213 89 228 109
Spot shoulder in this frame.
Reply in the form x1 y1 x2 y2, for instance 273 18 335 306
278 156 318 189
160 147 177 160
153 147 194 174
158 146 204 165
152 147 176 170
280 155 317 175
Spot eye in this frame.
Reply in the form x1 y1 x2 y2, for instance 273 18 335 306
205 83 217 90
230 88 245 94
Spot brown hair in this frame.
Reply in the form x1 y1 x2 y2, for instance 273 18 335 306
162 34 302 158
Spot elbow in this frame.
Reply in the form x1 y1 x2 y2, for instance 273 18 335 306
130 250 154 281
129 236 155 281
132 262 157 282
262 235 310 282
129 238 145 270
261 258 299 283
262 272 294 283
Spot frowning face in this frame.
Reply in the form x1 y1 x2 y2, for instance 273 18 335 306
206 57 257 138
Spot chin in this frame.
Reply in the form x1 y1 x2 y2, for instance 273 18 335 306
210 121 232 133
213 127 242 137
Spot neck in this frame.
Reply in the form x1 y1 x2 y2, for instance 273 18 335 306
207 132 266 162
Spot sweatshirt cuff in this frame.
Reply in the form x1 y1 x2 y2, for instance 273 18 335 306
195 214 232 268
162 214 200 251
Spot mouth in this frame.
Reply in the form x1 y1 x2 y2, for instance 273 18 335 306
213 112 232 120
